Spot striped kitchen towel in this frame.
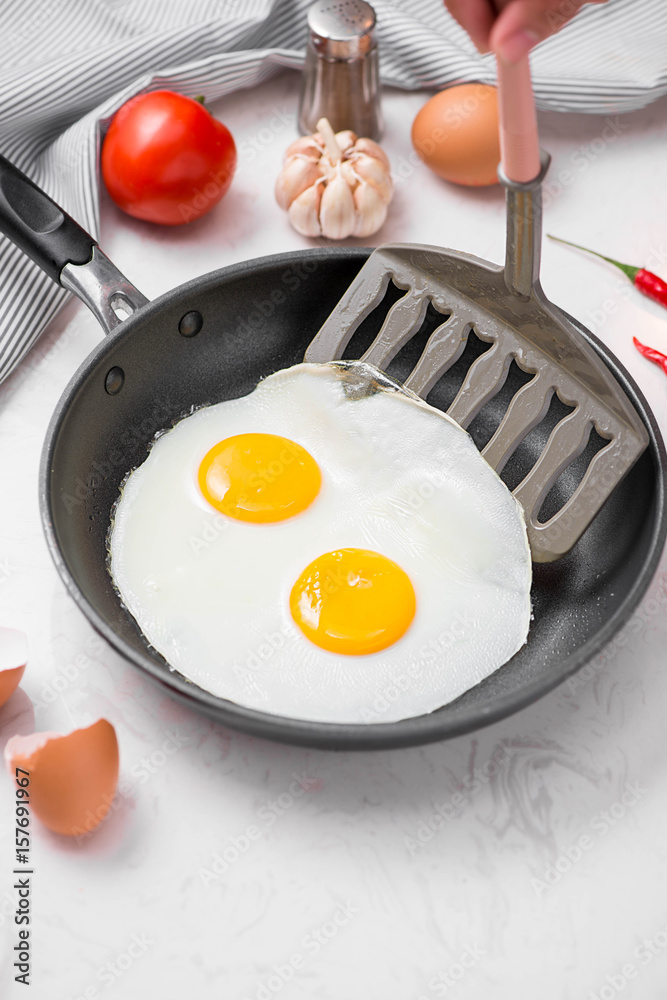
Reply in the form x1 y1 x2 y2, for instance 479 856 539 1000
0 0 666 385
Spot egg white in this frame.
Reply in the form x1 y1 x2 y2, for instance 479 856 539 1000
108 362 532 724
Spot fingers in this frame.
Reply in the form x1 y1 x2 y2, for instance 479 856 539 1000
444 0 497 52
444 0 609 64
490 0 609 63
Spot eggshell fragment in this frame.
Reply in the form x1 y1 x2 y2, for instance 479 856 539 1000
411 84 501 187
4 719 119 837
0 627 28 707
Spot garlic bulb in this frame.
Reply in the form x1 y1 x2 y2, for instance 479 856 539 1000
275 118 393 240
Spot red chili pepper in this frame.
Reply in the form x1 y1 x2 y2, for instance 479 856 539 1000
548 235 667 310
633 337 667 377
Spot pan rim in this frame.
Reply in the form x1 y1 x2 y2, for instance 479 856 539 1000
39 247 667 751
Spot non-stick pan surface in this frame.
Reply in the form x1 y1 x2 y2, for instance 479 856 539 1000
40 246 667 750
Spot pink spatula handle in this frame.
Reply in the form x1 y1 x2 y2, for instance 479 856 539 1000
496 56 541 183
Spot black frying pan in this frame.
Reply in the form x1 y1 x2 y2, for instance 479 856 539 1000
1 154 665 751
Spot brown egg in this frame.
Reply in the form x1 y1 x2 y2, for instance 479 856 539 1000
5 719 119 837
0 627 27 707
411 84 501 187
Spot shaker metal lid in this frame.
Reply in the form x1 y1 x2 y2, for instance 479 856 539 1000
307 0 377 58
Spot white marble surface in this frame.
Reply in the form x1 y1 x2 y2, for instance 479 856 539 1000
1 71 667 1000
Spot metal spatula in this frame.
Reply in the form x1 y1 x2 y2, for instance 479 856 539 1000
304 57 648 562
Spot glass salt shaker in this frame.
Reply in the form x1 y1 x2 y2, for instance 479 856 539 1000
298 0 383 141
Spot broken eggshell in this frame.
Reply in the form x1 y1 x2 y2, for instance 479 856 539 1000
0 627 27 707
5 719 120 837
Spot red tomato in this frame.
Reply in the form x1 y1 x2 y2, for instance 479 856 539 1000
101 90 237 226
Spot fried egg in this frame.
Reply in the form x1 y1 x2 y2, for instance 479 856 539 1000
108 362 531 724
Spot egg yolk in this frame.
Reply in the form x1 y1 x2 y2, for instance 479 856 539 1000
198 433 321 523
290 549 416 655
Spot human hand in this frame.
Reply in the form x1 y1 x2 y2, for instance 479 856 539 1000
444 0 608 63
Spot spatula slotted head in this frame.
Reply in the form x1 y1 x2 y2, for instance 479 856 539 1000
305 244 649 562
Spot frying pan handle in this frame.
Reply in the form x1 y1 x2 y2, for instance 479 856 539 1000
0 153 95 282
0 154 149 334
60 248 149 334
